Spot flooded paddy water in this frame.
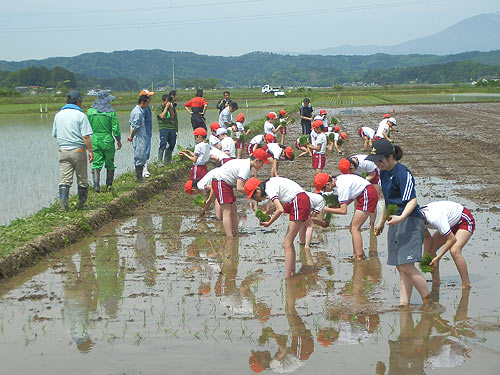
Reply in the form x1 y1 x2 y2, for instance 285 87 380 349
1 103 500 374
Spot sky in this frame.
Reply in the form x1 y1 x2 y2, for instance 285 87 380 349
1 0 499 61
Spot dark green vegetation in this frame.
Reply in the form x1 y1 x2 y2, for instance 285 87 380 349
2 49 500 87
324 194 340 208
419 253 434 273
0 66 138 91
385 204 399 219
193 194 205 207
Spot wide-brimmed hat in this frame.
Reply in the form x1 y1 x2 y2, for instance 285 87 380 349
91 90 115 112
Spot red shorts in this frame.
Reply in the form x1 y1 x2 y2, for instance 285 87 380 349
374 136 382 141
358 128 364 137
212 179 235 204
236 141 245 150
191 165 208 181
220 157 234 166
312 154 326 169
247 143 254 155
280 127 287 135
282 192 311 221
355 185 378 212
451 207 475 234
295 139 302 150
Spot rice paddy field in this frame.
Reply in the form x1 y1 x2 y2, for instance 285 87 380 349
0 102 499 374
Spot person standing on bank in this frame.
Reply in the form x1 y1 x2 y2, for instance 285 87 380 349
157 91 178 165
184 88 208 130
86 90 121 192
216 91 232 114
368 139 431 308
127 95 150 182
299 98 313 135
140 89 154 178
52 90 94 211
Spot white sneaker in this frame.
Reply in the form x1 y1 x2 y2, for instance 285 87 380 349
143 164 151 178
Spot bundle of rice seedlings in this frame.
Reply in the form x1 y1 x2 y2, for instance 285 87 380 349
255 209 271 222
289 117 296 123
324 212 333 224
331 117 338 125
193 194 205 207
177 145 186 152
244 125 250 132
361 172 368 178
337 138 344 147
226 129 232 137
299 135 309 146
385 204 398 219
323 194 340 208
328 133 335 142
419 253 433 273
238 133 247 143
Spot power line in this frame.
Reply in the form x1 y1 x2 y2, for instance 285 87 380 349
0 0 451 33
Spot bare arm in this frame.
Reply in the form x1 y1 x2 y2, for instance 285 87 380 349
261 199 284 227
430 232 457 266
83 135 93 163
323 203 348 215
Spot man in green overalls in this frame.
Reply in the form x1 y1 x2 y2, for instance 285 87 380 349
87 91 122 192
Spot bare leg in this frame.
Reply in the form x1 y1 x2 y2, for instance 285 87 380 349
429 231 447 284
284 221 304 278
231 203 239 236
221 203 234 237
397 263 430 305
350 210 370 260
215 200 223 221
236 148 242 159
450 229 472 288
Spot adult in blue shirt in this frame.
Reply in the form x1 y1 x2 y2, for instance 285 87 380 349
127 95 150 181
368 139 431 309
140 90 154 178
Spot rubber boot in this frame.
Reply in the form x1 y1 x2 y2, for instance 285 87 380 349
164 149 173 164
135 166 144 182
59 185 70 211
158 149 164 167
92 169 100 193
105 169 115 192
77 186 88 210
143 163 150 178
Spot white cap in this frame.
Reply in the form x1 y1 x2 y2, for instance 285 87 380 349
388 117 397 125
216 128 227 136
313 115 323 121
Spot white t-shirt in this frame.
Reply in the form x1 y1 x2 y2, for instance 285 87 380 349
197 168 218 190
235 121 245 139
306 192 326 213
310 130 318 144
361 127 375 139
221 136 236 158
218 107 232 128
249 134 264 145
209 134 220 149
264 121 275 135
420 201 464 236
351 154 377 174
214 158 252 185
313 132 327 154
335 174 370 204
265 177 304 203
210 147 231 162
266 142 283 159
375 120 389 138
194 142 211 165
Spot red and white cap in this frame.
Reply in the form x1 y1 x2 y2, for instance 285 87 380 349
319 109 327 115
267 112 277 119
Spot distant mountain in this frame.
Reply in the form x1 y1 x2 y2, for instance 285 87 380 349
310 13 500 56
1 49 500 87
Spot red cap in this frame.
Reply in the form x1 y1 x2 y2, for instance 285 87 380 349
285 147 294 159
265 133 275 143
236 113 245 122
340 131 347 139
192 128 207 137
312 119 323 129
383 113 391 118
279 110 287 116
267 112 277 119
139 89 154 96
314 173 330 193
319 109 327 115
249 353 265 373
252 148 270 164
334 126 340 132
244 177 262 200
338 158 351 174
210 122 220 131
184 180 193 194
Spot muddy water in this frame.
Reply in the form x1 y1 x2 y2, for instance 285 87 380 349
0 174 499 374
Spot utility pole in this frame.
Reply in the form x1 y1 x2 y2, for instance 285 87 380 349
172 58 176 90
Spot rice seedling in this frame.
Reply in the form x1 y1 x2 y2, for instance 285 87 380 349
323 194 340 208
193 194 205 207
255 210 270 222
419 253 433 273
385 204 398 219
299 135 309 146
